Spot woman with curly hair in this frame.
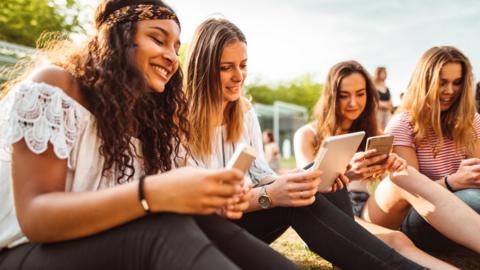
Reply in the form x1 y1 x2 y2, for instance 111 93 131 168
0 1 300 269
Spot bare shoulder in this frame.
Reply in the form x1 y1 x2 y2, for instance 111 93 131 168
295 124 316 142
30 65 88 108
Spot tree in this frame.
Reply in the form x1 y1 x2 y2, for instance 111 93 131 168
0 0 83 47
245 74 323 116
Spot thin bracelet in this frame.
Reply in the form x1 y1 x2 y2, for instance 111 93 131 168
138 175 151 214
444 175 455 192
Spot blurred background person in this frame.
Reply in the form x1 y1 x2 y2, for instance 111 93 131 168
263 129 281 173
374 66 393 130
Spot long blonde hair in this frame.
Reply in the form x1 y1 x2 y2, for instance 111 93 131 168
184 18 246 162
401 46 476 155
313 61 379 153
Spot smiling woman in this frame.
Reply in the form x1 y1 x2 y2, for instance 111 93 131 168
0 1 301 269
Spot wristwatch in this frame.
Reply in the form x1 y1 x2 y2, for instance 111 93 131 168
258 185 272 209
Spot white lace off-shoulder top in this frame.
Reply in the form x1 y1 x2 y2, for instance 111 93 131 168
0 80 142 248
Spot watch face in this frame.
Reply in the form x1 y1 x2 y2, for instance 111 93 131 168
258 195 271 209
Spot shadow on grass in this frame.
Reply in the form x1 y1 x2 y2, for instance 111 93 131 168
271 228 480 270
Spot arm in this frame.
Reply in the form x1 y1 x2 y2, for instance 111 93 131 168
293 125 317 168
12 68 244 243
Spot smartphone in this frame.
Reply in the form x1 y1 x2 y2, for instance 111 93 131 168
365 135 394 165
226 143 256 173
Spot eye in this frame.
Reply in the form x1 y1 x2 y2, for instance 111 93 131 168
220 66 231 71
453 79 463 86
240 64 247 69
150 36 164 46
356 92 366 97
439 80 448 87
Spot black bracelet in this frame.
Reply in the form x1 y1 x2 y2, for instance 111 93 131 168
444 175 455 192
138 175 151 214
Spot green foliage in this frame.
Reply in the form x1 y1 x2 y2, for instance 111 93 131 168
245 74 323 115
0 0 83 47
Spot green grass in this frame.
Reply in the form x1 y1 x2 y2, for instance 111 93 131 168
272 228 480 269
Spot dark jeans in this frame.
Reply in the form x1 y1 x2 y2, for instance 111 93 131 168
234 188 425 270
400 188 480 251
0 214 299 270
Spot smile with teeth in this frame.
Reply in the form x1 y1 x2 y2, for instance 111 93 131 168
440 97 452 103
152 64 169 79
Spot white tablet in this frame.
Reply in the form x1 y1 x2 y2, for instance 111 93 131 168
310 131 365 191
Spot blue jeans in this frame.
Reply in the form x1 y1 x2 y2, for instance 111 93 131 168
400 188 480 251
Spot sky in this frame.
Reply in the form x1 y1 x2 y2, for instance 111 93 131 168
80 0 480 105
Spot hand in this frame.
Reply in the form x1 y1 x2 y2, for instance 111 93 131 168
345 150 388 181
217 185 252 219
146 167 244 215
449 158 480 190
384 153 407 174
326 174 350 193
267 170 321 207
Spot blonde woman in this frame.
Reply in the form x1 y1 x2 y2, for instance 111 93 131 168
294 60 457 269
184 18 426 270
363 46 480 254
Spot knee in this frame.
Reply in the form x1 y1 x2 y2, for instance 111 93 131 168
455 189 480 213
382 231 415 252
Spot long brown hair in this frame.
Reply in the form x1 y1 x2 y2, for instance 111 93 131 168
184 18 247 162
401 46 476 156
2 0 189 183
313 60 379 153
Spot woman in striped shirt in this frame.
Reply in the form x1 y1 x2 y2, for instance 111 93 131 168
363 46 480 253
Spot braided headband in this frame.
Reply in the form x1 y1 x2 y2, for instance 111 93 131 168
102 4 179 27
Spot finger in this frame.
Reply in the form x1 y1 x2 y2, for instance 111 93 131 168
202 196 236 208
205 182 243 197
209 169 244 183
366 154 388 166
461 158 480 166
362 149 379 158
338 174 350 185
287 181 319 192
351 151 369 162
224 210 243 219
334 178 344 190
291 196 316 207
287 170 322 183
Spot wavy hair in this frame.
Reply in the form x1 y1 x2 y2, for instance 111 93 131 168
313 60 379 153
2 0 189 183
400 46 475 156
184 18 247 162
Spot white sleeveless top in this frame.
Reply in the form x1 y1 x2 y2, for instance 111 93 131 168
0 80 142 248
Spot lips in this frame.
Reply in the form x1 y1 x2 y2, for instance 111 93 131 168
151 64 171 81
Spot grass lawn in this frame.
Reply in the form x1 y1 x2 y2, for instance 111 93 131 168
271 228 480 270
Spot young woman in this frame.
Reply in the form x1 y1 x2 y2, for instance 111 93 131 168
362 46 480 253
0 1 301 269
294 60 457 269
262 129 281 172
373 66 393 129
184 17 427 270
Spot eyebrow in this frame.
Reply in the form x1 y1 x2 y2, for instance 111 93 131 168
339 88 366 93
220 59 248 65
148 26 181 47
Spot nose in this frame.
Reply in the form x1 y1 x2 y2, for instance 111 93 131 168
348 96 358 107
163 47 178 66
232 67 243 83
443 83 454 94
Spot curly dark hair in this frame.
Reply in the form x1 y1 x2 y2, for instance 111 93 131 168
59 0 189 183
